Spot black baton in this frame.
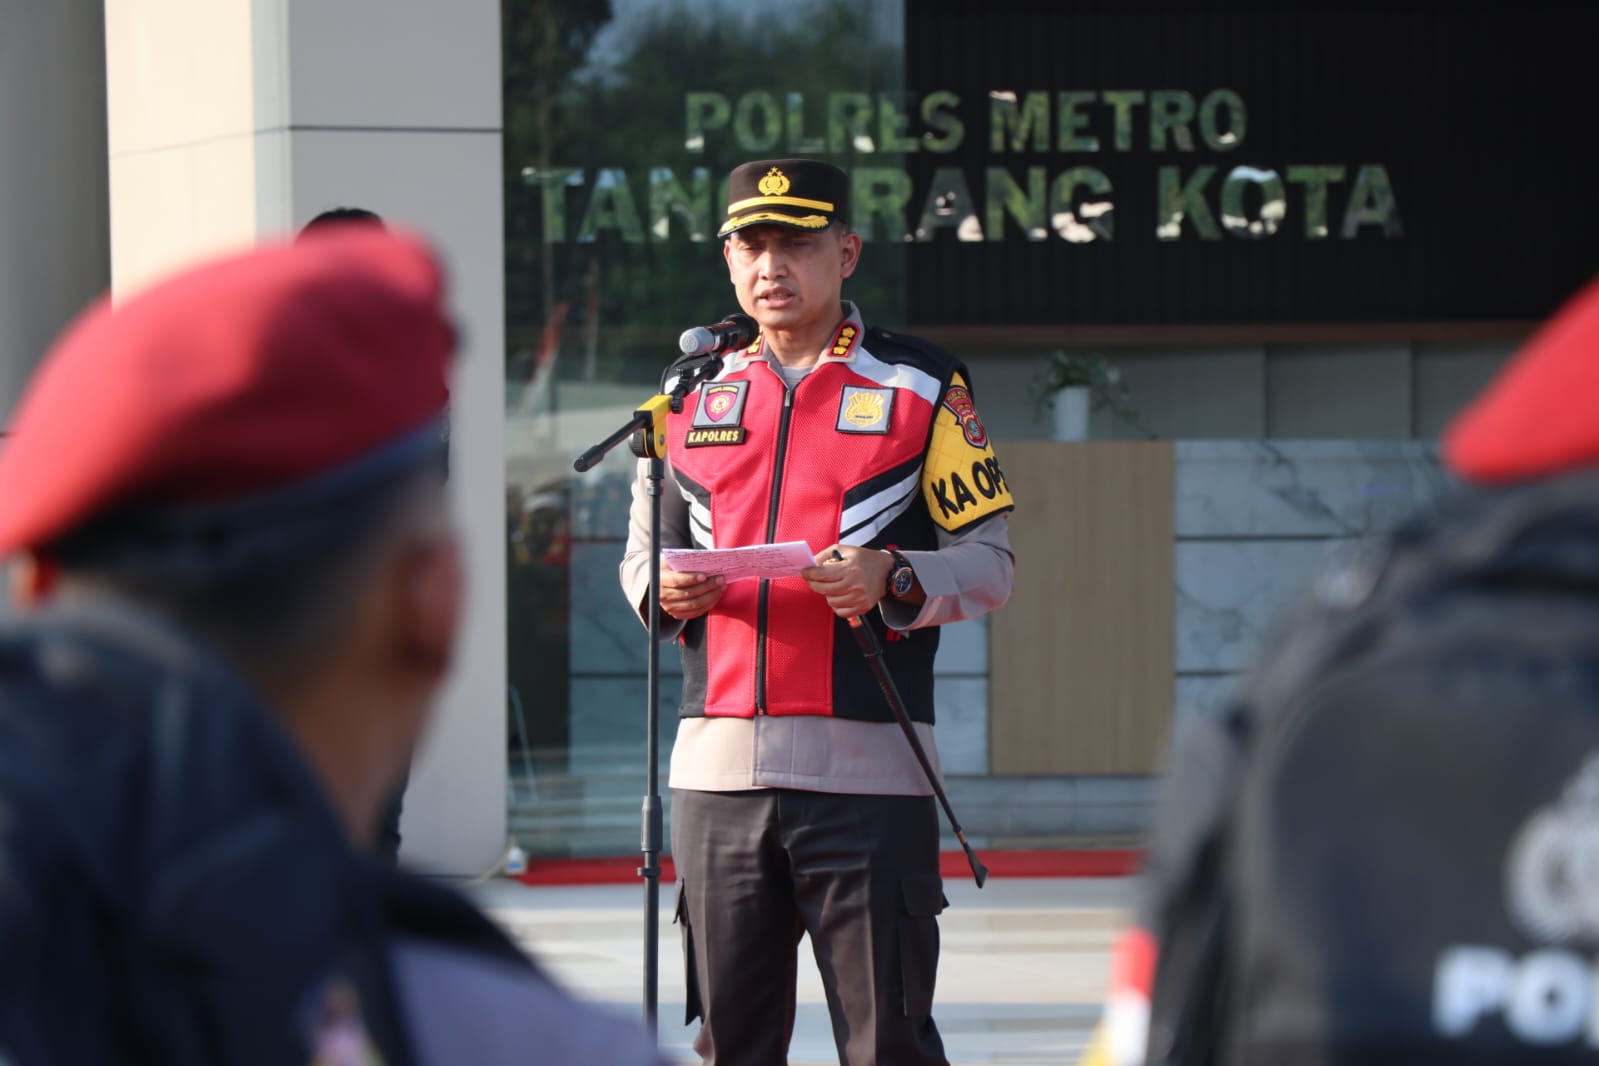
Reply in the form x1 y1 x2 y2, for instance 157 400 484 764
834 550 988 887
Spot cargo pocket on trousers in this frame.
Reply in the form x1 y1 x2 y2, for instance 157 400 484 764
898 871 948 1018
675 879 704 1025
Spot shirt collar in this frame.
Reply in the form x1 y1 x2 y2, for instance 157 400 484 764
723 301 865 371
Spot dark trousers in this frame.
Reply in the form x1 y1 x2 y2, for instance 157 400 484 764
670 788 950 1066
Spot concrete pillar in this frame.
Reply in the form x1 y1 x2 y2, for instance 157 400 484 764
102 0 508 875
0 2 111 421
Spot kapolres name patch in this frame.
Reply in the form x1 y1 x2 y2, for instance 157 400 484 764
686 426 747 446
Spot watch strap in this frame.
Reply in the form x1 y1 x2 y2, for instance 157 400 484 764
886 549 914 598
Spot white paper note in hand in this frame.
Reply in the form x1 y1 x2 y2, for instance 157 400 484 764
663 541 816 582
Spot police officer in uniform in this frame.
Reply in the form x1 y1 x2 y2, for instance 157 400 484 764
0 230 666 1066
1080 279 1599 1066
621 159 1016 1066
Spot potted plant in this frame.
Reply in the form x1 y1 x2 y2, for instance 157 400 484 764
1030 351 1147 440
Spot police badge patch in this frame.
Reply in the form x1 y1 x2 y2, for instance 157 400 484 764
836 385 893 434
695 382 747 426
688 380 749 446
940 385 988 448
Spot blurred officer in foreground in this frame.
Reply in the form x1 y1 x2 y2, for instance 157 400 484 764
0 231 665 1065
1083 276 1599 1066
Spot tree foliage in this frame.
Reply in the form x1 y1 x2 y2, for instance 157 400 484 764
502 0 907 386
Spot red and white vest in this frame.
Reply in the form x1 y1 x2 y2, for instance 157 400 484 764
665 319 1011 722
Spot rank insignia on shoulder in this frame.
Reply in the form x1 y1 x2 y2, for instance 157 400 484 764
829 323 860 358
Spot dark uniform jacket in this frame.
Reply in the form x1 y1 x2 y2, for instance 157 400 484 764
0 599 664 1065
1140 471 1599 1065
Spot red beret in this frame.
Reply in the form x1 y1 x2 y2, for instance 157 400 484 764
1444 278 1599 484
0 229 453 557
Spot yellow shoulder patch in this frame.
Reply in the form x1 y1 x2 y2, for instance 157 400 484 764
922 373 1015 532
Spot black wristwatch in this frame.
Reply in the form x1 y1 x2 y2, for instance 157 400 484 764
885 550 915 600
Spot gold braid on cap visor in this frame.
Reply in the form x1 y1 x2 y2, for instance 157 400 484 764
717 211 833 237
718 192 837 237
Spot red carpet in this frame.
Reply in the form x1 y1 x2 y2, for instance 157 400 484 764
514 849 1141 886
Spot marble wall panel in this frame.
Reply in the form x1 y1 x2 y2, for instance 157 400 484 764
1176 441 1450 538
1175 540 1336 674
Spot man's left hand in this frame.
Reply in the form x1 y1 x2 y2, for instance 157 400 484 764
800 544 892 618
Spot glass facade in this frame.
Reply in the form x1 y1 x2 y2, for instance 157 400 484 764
501 4 1595 855
503 0 908 855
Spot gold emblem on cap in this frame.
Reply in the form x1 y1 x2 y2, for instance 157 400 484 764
757 168 792 196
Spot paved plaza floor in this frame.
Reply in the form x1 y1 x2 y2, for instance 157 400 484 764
468 874 1132 1065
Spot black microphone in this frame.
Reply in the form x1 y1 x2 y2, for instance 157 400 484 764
678 313 758 357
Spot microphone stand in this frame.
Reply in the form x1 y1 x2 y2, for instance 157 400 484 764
572 352 726 1032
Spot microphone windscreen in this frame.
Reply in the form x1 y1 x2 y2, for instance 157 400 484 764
679 327 713 355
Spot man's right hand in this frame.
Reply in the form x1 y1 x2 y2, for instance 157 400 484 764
659 566 726 621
